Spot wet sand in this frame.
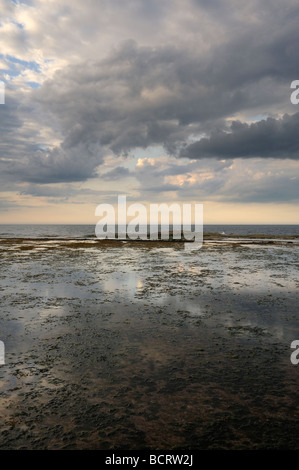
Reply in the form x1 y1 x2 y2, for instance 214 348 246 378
0 236 298 449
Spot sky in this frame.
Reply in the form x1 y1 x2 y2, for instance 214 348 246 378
0 0 299 225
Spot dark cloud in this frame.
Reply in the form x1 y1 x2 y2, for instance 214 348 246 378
32 2 299 178
2 142 103 184
28 30 298 184
181 113 299 160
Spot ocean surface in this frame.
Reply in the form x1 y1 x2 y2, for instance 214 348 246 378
0 224 298 238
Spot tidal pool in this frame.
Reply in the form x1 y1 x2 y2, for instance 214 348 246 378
0 238 298 449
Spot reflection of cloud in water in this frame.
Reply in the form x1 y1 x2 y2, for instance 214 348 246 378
103 271 143 298
39 305 65 319
0 239 298 450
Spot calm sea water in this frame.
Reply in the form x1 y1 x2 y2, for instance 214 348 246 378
0 224 298 238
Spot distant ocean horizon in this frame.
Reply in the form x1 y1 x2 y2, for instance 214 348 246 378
0 224 298 238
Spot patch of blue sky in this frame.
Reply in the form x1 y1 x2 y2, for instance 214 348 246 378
0 19 25 29
10 0 33 6
0 70 19 83
5 55 41 73
32 144 48 151
127 145 165 169
0 54 41 82
246 114 268 122
26 81 41 89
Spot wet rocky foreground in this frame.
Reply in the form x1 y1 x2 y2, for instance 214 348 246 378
0 237 298 449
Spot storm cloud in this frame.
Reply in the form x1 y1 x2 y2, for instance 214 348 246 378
0 0 299 211
181 113 299 160
19 22 299 184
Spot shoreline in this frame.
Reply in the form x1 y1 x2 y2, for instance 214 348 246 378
0 233 298 250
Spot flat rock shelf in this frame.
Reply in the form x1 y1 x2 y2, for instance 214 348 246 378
0 235 298 449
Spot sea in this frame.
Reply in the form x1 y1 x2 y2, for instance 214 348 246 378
0 224 298 238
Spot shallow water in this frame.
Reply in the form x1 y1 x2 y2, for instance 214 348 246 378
0 238 298 449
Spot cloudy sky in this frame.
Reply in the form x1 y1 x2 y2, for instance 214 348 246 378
0 0 299 224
